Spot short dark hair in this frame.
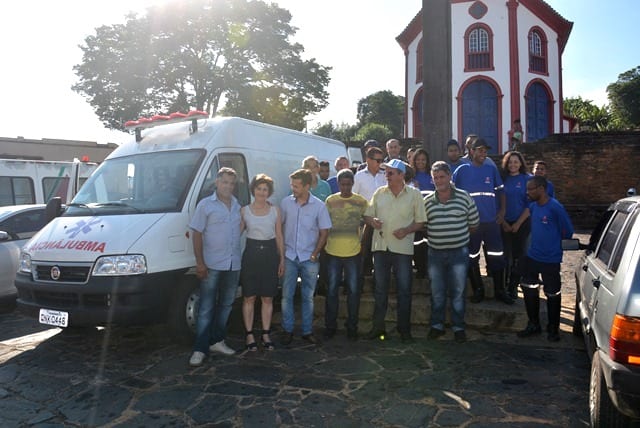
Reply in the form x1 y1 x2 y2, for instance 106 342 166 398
319 160 330 168
431 160 451 175
289 168 313 186
250 173 274 196
337 168 354 182
529 175 547 189
366 147 384 158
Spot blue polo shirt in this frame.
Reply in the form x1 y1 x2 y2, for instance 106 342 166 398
503 173 531 222
528 198 574 263
189 192 242 271
280 193 332 262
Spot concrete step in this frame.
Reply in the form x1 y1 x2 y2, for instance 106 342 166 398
311 276 549 333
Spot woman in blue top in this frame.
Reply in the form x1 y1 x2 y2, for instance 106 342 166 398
410 148 433 279
500 151 531 300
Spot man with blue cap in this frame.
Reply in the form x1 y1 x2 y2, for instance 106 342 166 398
363 158 427 343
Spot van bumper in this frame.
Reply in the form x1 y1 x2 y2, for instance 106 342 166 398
599 349 640 419
15 270 184 327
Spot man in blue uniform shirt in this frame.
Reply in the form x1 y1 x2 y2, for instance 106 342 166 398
516 175 574 342
453 138 513 304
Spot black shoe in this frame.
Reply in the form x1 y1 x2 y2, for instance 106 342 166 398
547 327 560 342
347 329 358 341
454 330 467 343
470 288 484 303
364 329 386 340
495 292 515 305
323 328 336 340
261 329 275 351
400 332 415 343
302 333 319 345
517 322 542 338
427 328 446 340
245 331 258 352
280 331 293 345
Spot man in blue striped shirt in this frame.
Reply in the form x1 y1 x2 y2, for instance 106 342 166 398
425 161 479 342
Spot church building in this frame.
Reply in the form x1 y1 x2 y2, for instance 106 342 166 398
396 0 573 153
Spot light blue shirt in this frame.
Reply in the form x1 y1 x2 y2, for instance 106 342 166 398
189 192 242 271
280 193 332 262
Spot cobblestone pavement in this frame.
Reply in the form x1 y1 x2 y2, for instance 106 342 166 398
0 235 592 427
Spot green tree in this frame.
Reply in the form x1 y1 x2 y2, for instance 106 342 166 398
72 0 331 131
354 123 393 143
357 90 404 137
312 121 358 142
607 66 640 128
563 97 617 131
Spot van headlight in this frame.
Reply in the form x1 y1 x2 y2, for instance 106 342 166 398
92 255 147 276
19 252 32 273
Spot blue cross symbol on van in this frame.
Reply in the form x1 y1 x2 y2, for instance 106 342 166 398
65 217 102 239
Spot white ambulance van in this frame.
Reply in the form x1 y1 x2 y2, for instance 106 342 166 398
15 114 348 339
0 159 98 207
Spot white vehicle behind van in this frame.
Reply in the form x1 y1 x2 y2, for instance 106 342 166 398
15 114 348 339
0 159 98 207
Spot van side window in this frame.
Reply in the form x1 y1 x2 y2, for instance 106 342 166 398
609 209 639 273
42 177 70 203
197 154 250 206
596 211 628 267
0 177 35 206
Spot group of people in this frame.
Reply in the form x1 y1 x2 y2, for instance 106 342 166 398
188 136 574 367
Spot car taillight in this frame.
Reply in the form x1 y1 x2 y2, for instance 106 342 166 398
609 314 640 365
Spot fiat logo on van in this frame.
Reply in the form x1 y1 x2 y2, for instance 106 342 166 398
50 266 61 281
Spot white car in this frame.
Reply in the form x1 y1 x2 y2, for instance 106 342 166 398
0 205 47 308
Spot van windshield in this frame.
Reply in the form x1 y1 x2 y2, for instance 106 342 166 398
65 150 205 216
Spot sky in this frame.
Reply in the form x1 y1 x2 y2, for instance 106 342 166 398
1 0 638 146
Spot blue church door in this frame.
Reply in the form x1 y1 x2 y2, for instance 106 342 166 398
526 83 551 142
462 80 498 154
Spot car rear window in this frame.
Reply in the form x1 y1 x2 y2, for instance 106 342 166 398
596 211 628 268
609 209 639 273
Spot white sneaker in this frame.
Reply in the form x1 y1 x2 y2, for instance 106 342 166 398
209 340 235 355
189 351 206 367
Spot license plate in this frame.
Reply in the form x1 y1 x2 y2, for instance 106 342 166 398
39 309 69 327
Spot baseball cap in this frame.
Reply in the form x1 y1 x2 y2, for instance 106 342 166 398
446 139 459 148
471 138 491 150
383 158 406 173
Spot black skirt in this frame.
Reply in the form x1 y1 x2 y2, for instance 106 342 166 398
241 238 279 297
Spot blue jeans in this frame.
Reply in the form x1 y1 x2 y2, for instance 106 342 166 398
428 246 469 332
282 257 320 335
325 254 361 332
372 251 413 334
193 269 240 353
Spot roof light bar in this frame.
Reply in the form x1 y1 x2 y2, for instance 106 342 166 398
124 110 209 142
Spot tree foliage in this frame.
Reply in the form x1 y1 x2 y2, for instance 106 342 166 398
72 0 331 131
563 97 619 131
356 90 404 137
354 123 393 143
312 121 358 142
607 66 640 128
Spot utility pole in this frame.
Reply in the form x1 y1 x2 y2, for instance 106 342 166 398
422 0 452 162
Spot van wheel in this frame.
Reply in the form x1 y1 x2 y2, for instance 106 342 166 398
168 277 199 345
572 293 582 337
589 352 632 427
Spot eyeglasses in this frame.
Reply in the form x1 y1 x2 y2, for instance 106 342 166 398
370 158 384 163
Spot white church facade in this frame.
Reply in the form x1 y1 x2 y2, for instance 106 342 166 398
396 0 573 154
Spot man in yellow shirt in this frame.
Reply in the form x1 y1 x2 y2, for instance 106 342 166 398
363 159 427 343
324 169 368 341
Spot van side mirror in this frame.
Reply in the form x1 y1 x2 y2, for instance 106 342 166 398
0 231 9 242
45 197 63 223
562 238 581 251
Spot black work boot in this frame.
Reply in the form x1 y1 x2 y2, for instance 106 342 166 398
506 262 520 300
492 270 514 305
546 294 562 342
517 286 541 338
468 264 485 303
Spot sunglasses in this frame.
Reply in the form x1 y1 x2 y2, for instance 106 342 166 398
370 158 384 163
